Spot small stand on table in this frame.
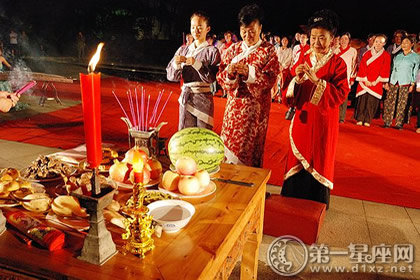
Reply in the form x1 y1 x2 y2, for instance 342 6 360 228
72 168 117 265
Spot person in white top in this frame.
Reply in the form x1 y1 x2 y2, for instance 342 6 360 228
292 33 309 66
336 32 357 123
331 36 340 53
291 32 300 48
272 36 293 101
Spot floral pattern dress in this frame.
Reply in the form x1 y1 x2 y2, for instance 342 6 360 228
217 41 279 167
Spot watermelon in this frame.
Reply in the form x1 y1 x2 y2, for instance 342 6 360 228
168 128 225 172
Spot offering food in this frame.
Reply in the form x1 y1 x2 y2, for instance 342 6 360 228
101 147 119 165
106 199 121 212
0 168 20 181
175 157 197 175
78 147 120 171
62 171 108 196
168 127 224 172
21 193 52 213
0 168 43 199
161 171 180 191
51 196 87 217
125 190 174 208
108 147 162 186
161 157 212 196
21 155 74 181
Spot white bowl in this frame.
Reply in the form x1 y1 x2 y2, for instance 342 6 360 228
147 200 195 233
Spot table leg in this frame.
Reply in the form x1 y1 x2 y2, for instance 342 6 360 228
240 185 265 279
38 82 62 106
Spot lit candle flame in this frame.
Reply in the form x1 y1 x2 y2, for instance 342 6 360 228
88 42 105 73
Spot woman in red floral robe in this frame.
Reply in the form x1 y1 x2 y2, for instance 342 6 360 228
281 10 350 207
217 4 279 167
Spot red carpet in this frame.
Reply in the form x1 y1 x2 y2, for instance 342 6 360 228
1 77 419 208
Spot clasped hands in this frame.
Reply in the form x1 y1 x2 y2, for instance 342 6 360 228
227 63 249 80
295 63 319 84
364 80 378 87
175 55 195 66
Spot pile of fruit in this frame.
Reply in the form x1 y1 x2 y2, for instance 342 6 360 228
161 157 210 195
109 147 162 185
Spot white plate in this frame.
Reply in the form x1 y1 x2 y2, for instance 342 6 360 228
169 165 220 176
158 181 217 199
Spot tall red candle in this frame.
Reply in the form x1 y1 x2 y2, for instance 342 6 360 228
80 72 102 168
80 43 104 169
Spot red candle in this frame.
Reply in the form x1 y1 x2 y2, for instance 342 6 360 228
80 72 102 168
80 43 104 168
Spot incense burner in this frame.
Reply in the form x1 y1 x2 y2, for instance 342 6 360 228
121 118 167 158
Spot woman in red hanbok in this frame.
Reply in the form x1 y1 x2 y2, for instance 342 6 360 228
217 4 279 167
281 10 350 207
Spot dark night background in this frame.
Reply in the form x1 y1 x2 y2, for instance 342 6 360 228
0 0 419 68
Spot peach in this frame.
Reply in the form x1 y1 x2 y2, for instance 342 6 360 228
109 160 129 183
175 157 197 175
148 158 162 180
195 169 210 188
178 175 201 195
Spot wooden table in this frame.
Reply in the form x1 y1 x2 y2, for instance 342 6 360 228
0 163 270 279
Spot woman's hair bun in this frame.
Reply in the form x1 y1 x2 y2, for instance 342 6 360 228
308 9 339 36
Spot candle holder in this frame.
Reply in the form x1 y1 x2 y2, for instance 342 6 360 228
122 183 154 258
0 210 5 235
72 182 117 265
121 117 167 158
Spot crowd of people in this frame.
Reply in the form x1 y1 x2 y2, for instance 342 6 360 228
167 4 420 209
179 14 420 134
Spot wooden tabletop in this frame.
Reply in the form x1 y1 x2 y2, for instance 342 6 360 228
0 72 73 83
0 163 270 280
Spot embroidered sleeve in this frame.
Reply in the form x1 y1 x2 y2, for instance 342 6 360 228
244 65 256 83
217 45 240 90
310 79 327 105
246 45 279 97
